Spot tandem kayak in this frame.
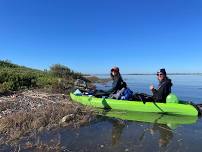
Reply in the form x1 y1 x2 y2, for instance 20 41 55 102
70 93 199 116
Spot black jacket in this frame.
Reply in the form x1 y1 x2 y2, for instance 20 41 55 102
107 75 124 94
152 78 173 103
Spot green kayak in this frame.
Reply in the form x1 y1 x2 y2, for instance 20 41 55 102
70 93 198 116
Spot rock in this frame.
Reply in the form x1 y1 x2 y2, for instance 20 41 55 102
100 145 104 148
38 127 45 132
61 114 74 123
74 79 87 88
25 142 33 148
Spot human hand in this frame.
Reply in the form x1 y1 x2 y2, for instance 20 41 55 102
150 84 154 91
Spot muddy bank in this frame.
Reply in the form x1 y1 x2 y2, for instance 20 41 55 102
0 90 95 146
85 76 111 84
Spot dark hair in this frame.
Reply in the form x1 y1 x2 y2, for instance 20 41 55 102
110 71 121 80
111 67 120 73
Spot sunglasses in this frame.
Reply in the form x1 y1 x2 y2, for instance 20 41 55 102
157 73 163 76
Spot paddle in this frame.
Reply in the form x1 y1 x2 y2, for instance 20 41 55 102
153 102 165 113
197 104 202 113
192 103 202 116
134 93 165 113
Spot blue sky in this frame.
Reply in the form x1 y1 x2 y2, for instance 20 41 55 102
0 0 202 74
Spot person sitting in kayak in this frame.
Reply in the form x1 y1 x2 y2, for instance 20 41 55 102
150 68 173 102
133 68 173 103
107 67 125 94
94 67 125 98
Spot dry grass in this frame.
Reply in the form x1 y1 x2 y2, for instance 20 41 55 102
0 96 95 144
0 100 14 111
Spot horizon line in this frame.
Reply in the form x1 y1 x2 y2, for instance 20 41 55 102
87 73 202 76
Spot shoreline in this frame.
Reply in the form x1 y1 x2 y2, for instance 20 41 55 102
0 90 96 146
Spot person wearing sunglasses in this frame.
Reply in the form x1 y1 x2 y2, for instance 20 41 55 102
150 68 173 102
133 68 172 103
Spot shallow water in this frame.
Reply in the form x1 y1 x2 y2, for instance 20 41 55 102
47 117 202 152
5 115 202 152
1 75 202 152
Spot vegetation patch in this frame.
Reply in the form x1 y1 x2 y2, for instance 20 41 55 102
0 61 87 94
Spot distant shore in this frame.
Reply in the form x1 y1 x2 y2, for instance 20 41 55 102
92 73 202 76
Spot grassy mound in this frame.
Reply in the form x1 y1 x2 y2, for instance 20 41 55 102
0 60 86 94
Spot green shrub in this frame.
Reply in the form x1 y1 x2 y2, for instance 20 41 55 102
50 64 72 78
0 60 18 68
0 68 38 92
49 64 86 80
0 60 87 94
0 82 13 93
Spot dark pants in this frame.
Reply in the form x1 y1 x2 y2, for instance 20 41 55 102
94 90 111 98
132 93 154 103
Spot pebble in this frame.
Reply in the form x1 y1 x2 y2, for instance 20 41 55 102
100 145 104 148
61 114 74 123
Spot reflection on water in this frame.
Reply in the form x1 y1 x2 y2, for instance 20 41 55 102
150 124 173 148
110 118 174 149
111 119 126 146
2 115 201 152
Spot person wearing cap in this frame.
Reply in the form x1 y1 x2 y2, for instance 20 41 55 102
94 67 125 98
107 67 124 95
133 68 172 103
150 68 173 102
107 67 133 100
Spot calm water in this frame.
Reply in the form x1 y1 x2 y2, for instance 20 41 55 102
1 75 202 152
